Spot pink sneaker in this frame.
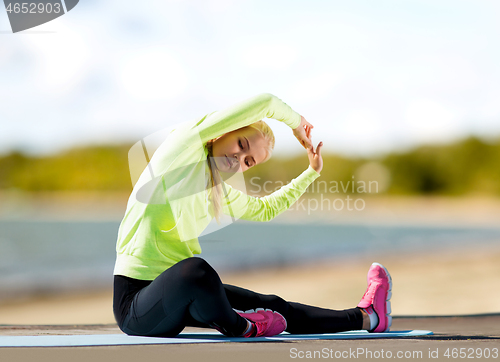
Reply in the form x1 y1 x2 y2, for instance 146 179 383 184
357 262 392 333
235 308 287 337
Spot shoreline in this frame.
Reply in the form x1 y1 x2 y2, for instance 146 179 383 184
1 191 499 228
0 243 499 325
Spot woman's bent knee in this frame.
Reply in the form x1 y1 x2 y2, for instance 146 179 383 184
179 257 213 271
163 257 219 287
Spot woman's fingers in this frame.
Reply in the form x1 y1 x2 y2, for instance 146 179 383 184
308 141 323 155
300 115 314 132
294 116 315 151
303 132 313 150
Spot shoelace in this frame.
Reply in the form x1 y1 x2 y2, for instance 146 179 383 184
362 281 383 300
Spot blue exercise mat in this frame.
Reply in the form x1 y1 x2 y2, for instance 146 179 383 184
0 330 433 347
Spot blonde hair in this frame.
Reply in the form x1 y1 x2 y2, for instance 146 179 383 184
205 120 275 224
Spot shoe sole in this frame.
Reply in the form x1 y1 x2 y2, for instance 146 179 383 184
371 262 392 332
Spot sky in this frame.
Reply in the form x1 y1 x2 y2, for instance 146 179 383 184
1 0 500 159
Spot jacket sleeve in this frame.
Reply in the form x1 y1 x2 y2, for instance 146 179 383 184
220 165 321 222
195 93 302 145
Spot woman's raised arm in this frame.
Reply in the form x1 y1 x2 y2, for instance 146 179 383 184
196 93 301 145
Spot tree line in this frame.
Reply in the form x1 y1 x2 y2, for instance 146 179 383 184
0 136 498 196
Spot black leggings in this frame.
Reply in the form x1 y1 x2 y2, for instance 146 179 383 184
113 257 363 337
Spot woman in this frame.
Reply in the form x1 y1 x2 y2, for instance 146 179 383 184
113 93 392 338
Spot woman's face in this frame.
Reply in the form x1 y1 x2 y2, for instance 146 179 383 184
211 127 269 173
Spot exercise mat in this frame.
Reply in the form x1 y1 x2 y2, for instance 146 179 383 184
0 330 433 347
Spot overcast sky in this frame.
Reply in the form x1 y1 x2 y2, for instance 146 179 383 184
1 0 499 158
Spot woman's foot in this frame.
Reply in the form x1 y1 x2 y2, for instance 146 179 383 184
235 308 287 337
357 262 392 332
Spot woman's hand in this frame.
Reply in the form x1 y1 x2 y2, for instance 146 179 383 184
307 141 323 174
293 115 314 151
293 115 323 173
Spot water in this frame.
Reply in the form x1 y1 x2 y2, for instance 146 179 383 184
1 219 499 301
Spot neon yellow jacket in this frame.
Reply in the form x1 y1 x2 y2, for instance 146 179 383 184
113 93 321 280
